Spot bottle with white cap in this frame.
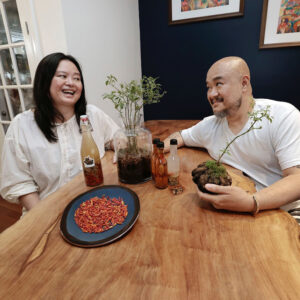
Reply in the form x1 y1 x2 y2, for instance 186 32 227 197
167 138 180 186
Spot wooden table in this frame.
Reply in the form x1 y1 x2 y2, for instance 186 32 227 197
0 120 300 299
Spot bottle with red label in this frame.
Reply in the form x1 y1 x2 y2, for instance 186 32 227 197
80 115 103 186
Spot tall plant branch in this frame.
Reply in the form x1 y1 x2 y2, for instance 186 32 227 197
103 75 166 131
216 105 273 164
103 75 166 153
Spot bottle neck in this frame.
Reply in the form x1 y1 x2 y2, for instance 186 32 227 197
158 147 164 155
81 124 91 133
81 125 94 139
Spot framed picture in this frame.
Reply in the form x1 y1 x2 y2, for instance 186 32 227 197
168 0 244 25
260 0 300 49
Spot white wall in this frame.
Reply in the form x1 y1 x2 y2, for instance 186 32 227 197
17 0 69 75
32 0 68 57
31 0 142 126
61 0 142 126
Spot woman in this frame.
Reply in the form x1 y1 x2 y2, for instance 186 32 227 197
0 53 119 213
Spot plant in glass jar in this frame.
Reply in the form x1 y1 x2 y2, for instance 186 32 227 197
103 75 166 184
192 105 273 193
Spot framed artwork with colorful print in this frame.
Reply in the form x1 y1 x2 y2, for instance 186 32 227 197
168 0 244 25
260 0 300 49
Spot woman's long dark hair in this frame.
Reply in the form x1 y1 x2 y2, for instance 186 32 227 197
33 52 87 142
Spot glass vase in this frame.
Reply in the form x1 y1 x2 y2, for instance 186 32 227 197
113 126 152 184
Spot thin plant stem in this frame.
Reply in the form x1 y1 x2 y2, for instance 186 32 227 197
216 105 273 165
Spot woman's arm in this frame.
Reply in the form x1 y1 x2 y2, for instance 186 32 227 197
105 140 114 151
0 116 39 206
19 192 40 211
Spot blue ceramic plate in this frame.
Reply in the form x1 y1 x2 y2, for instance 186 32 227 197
60 185 140 247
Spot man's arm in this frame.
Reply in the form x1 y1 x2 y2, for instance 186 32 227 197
19 192 40 211
163 131 185 153
198 166 300 213
255 166 300 210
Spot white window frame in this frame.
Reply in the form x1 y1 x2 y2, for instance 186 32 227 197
0 0 41 132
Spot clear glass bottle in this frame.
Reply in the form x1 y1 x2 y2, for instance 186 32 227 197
113 126 152 184
167 139 180 186
154 141 168 189
151 138 160 180
80 115 103 187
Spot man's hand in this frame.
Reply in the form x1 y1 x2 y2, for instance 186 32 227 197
197 184 254 212
163 131 185 153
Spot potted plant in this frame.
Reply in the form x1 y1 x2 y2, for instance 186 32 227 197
192 105 273 193
103 75 166 184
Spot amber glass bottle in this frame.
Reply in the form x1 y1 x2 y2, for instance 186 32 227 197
154 141 168 189
151 138 160 180
80 115 103 187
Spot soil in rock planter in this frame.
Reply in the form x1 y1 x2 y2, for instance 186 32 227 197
117 148 151 184
191 162 232 194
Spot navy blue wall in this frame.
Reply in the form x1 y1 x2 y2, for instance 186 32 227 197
139 0 300 120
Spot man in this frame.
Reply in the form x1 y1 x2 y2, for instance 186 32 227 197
164 56 300 221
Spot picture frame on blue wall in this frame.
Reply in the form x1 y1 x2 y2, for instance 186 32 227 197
168 0 244 25
259 0 300 49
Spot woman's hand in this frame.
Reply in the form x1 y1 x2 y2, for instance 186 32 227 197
197 184 254 212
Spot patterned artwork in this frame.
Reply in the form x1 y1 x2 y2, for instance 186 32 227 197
181 0 229 12
169 0 243 25
277 0 300 34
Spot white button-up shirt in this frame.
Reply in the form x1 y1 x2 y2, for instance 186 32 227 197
0 104 119 206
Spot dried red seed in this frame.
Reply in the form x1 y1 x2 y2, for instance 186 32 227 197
74 195 128 233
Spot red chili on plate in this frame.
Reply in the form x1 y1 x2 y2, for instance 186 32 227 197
74 195 128 233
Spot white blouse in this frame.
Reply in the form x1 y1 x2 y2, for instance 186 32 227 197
0 104 119 205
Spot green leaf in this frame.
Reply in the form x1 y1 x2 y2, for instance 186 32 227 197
102 74 166 127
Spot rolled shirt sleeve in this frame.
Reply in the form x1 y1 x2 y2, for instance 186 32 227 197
181 116 218 148
0 118 39 204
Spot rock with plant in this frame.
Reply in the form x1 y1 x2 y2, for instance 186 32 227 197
192 105 273 193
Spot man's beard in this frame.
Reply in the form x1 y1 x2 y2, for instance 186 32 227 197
213 97 242 119
214 110 227 118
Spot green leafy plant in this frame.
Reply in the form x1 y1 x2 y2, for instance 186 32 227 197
103 75 166 159
204 160 227 178
103 75 166 132
192 104 274 193
206 105 273 176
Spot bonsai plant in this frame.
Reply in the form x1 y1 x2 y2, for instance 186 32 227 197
103 75 166 184
192 105 273 193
